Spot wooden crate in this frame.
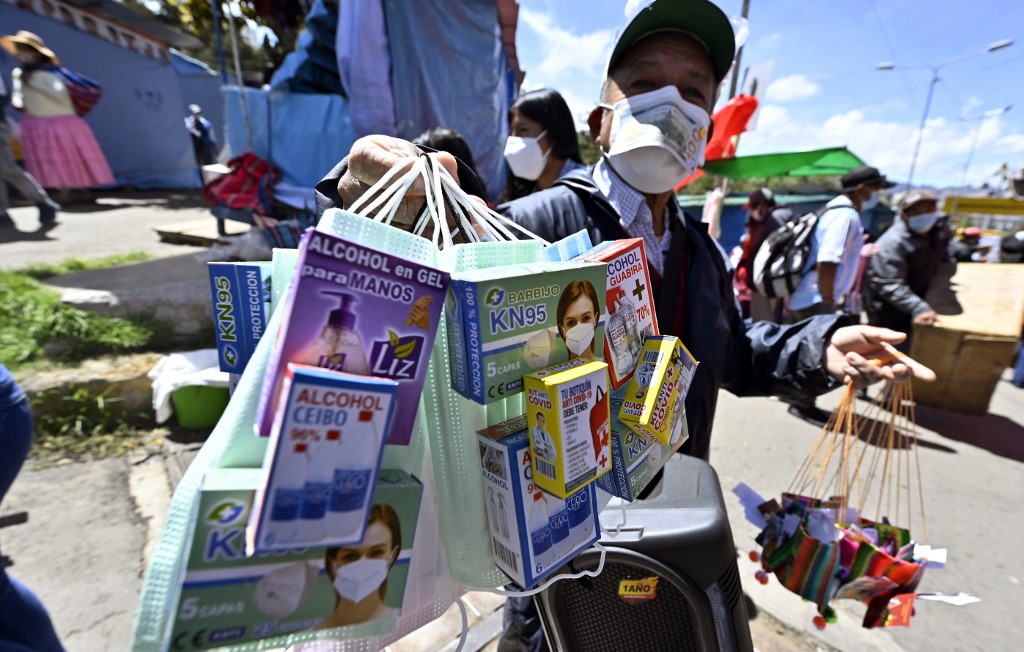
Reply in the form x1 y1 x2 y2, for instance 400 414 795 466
911 263 1024 414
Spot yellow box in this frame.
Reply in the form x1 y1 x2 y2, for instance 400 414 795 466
618 336 698 446
525 358 611 498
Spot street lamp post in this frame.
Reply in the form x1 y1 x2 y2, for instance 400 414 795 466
878 39 1013 188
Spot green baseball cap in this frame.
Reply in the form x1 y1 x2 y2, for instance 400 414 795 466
608 0 736 83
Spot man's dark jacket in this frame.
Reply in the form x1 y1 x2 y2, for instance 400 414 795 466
317 164 845 461
864 218 950 334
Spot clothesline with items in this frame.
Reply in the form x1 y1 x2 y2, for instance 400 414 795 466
132 155 702 651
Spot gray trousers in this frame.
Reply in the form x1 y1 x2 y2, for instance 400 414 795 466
0 121 51 214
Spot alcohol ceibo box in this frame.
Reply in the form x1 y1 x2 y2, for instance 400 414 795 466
208 261 272 374
477 416 599 589
248 364 397 554
256 228 450 444
167 467 422 650
445 261 608 404
595 386 687 501
573 238 659 389
524 359 611 498
619 336 698 446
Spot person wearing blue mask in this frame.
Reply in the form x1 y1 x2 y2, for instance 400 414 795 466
863 189 949 346
785 165 895 426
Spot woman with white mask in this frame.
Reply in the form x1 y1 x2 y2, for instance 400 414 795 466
500 88 585 203
318 503 401 628
556 280 600 362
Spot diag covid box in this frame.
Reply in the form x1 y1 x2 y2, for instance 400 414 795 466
619 336 698 446
446 261 608 404
524 359 611 498
477 415 599 589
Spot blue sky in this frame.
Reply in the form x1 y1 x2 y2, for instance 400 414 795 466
513 0 1024 189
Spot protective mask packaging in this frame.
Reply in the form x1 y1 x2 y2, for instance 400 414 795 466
572 238 659 388
208 262 273 375
167 468 423 650
619 336 699 446
256 228 450 444
523 359 612 498
248 364 397 554
446 261 608 404
595 386 684 502
477 415 599 589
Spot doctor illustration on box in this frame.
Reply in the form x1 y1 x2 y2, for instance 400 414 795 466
318 503 402 628
557 280 600 361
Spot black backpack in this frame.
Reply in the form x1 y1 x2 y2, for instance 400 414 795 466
751 204 839 298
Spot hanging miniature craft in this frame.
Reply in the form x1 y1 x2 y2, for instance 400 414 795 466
752 371 941 630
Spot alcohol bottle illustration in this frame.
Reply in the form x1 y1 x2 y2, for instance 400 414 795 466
566 488 594 546
497 492 510 539
616 289 643 361
299 440 333 541
299 291 370 374
487 487 500 535
606 292 632 371
547 494 572 560
590 385 610 463
529 492 555 570
327 427 376 537
268 443 308 544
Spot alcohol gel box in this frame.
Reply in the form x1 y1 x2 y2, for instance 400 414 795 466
477 415 599 589
573 239 659 389
168 467 422 650
248 364 397 554
257 229 450 444
208 261 272 374
619 336 698 446
595 387 687 501
524 359 611 498
446 261 608 404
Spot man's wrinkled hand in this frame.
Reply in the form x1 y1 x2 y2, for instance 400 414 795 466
912 309 938 326
825 325 936 388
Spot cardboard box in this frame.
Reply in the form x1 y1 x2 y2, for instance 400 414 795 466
446 261 608 404
595 386 687 501
573 239 659 388
619 336 698 446
248 365 397 554
208 262 272 374
477 416 599 588
256 229 450 444
168 468 422 650
524 359 611 498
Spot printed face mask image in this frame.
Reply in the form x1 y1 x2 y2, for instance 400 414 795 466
333 557 390 604
524 328 556 370
253 561 317 617
564 322 596 356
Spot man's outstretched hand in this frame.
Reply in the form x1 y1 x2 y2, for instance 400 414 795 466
825 325 937 388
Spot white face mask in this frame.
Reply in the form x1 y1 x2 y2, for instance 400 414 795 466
605 86 710 194
907 212 939 234
332 557 390 603
861 192 880 211
564 322 595 356
504 130 550 181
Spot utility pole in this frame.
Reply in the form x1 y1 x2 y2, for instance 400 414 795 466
727 0 751 100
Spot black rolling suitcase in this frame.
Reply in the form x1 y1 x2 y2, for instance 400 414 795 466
534 454 754 652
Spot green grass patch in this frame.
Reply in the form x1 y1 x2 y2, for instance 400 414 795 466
15 252 153 280
0 271 165 370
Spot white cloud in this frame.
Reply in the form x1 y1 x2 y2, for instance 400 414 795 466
765 74 822 103
758 32 784 50
518 9 615 79
740 105 1024 187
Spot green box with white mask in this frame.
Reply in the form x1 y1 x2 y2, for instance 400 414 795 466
446 261 608 404
166 468 422 650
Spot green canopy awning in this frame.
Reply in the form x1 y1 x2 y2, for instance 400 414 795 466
702 147 866 179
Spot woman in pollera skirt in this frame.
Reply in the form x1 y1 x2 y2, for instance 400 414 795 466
1 31 114 201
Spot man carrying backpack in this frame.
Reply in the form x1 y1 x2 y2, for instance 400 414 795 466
738 188 791 320
785 166 894 426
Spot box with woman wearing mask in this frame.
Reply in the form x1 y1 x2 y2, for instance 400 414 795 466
167 469 422 650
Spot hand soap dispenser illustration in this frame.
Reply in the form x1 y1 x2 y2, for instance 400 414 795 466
589 385 609 464
301 291 370 375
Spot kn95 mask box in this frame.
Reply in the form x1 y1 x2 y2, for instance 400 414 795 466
208 261 272 375
595 386 686 501
619 336 698 446
446 261 608 404
524 359 611 498
168 467 422 650
248 364 397 554
572 238 659 388
477 415 599 589
257 228 450 444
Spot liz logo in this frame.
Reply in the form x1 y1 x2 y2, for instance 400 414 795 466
370 332 424 380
